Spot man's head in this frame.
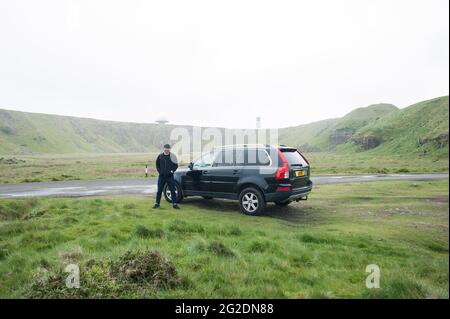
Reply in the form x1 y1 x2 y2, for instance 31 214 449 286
163 144 171 155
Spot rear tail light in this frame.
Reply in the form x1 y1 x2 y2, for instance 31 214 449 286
275 148 290 180
276 164 289 179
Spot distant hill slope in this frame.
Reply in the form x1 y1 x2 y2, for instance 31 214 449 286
0 96 448 155
278 103 399 151
280 96 448 156
353 96 449 155
0 110 183 154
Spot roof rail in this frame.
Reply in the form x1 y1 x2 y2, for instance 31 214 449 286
215 144 268 149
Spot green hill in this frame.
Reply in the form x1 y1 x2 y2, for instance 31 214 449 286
278 103 399 151
0 96 448 156
279 97 448 156
0 110 184 154
352 96 449 155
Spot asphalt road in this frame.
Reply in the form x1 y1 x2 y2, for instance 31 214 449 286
0 173 447 199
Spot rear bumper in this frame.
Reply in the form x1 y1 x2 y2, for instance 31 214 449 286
265 180 313 202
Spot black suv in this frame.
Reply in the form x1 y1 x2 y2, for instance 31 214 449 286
163 145 313 215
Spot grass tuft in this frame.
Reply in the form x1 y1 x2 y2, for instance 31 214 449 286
168 220 205 234
248 240 272 253
208 241 235 257
134 225 165 239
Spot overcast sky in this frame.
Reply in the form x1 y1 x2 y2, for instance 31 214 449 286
0 0 448 128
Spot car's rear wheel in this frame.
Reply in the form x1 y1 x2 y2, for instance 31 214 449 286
275 200 291 206
238 187 266 215
163 183 183 204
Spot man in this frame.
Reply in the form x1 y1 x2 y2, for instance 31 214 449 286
153 144 180 209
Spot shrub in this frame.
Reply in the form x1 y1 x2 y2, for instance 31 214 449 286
26 250 181 298
116 251 180 289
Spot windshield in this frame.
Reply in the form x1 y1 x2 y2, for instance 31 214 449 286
281 150 309 167
193 151 214 169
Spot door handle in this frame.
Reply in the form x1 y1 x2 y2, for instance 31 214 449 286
232 170 240 175
203 171 209 175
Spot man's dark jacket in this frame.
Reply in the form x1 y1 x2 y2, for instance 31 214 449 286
156 152 178 176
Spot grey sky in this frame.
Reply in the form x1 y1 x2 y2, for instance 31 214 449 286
0 0 448 128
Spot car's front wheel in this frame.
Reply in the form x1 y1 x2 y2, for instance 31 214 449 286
163 183 183 204
238 187 266 215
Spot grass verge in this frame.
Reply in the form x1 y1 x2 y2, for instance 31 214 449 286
0 180 448 298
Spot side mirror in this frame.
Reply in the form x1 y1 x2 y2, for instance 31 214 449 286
188 162 194 170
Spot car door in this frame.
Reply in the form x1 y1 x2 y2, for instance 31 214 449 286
182 151 214 194
208 148 243 194
280 148 310 189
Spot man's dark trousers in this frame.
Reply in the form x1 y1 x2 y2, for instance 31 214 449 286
155 174 177 206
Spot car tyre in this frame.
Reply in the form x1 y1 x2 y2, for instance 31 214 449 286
238 187 266 215
163 183 184 204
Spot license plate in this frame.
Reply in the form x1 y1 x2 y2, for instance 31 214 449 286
295 170 305 177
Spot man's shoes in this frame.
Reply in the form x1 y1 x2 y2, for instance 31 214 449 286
173 205 180 210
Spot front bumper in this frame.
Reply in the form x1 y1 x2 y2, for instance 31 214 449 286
265 180 313 202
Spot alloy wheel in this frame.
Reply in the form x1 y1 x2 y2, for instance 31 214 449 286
165 186 178 201
242 192 259 213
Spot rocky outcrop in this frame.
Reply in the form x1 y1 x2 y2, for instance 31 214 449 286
352 135 383 150
329 128 354 146
418 132 449 148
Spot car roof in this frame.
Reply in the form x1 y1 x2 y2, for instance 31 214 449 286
214 144 297 151
217 144 296 149
216 144 269 150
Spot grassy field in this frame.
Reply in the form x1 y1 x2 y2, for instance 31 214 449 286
1 151 448 184
0 180 448 298
306 151 449 175
0 153 160 184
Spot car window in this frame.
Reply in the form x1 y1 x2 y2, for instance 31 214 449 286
212 150 224 166
213 148 245 166
193 151 214 169
257 149 271 165
235 149 245 165
213 149 234 166
246 149 271 166
281 150 309 166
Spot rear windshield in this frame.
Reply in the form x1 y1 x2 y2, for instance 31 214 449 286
281 150 309 167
